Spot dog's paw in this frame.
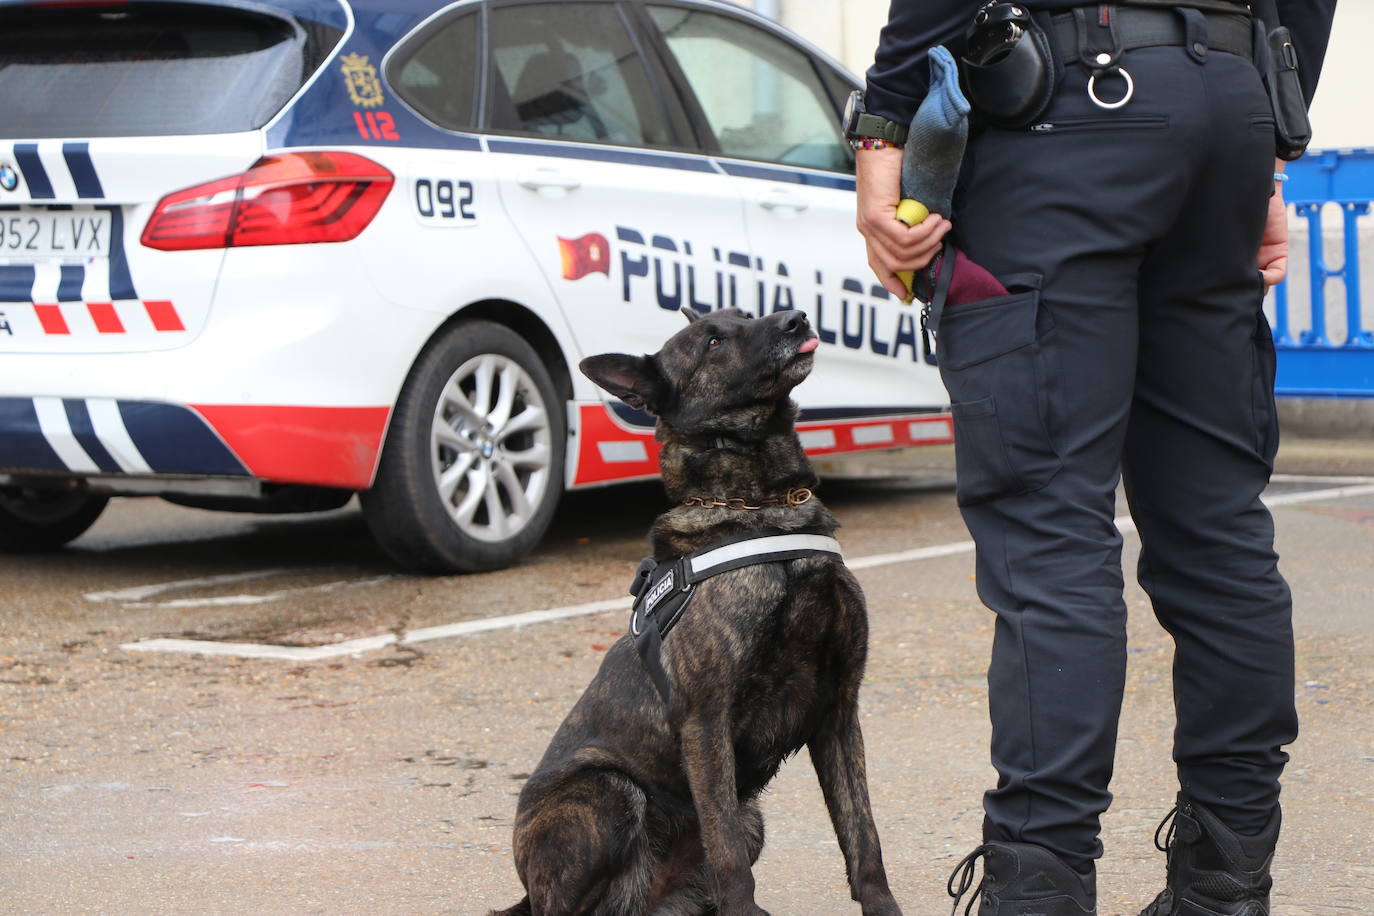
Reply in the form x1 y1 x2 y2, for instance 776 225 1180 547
859 900 903 916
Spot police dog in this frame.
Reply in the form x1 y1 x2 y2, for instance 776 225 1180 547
490 308 902 916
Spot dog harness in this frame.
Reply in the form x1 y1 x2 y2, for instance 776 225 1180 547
627 528 843 705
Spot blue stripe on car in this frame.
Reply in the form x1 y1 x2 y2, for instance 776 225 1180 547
0 265 35 302
486 138 718 173
62 143 104 199
13 144 53 200
714 160 856 191
484 139 854 188
57 265 84 302
63 400 122 473
117 402 250 477
0 399 65 471
99 206 137 301
0 399 250 477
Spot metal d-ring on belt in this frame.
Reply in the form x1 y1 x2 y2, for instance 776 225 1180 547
1053 6 1255 110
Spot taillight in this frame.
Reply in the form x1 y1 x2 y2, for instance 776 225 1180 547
141 151 394 251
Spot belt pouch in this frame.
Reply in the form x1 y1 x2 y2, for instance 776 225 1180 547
961 2 1056 129
1253 17 1311 161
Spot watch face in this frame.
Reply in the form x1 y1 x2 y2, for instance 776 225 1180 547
842 90 862 131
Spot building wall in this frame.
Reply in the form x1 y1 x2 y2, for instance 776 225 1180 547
766 1 1371 150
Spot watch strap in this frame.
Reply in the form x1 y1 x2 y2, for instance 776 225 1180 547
852 112 908 144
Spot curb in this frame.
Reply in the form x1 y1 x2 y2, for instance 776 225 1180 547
1277 397 1374 440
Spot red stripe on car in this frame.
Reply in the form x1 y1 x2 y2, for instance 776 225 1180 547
33 304 70 334
568 404 954 487
192 404 391 490
143 300 185 332
87 302 125 333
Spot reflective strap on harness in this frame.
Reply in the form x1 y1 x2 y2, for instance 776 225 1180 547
627 529 843 707
688 532 843 579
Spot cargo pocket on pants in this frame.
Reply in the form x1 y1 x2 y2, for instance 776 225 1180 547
937 278 1062 506
1251 307 1280 466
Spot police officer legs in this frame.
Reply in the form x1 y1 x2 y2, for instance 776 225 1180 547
946 41 1298 912
854 7 1321 914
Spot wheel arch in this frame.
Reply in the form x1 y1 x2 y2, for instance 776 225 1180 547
429 299 576 409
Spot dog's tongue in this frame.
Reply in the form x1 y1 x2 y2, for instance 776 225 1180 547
798 337 819 354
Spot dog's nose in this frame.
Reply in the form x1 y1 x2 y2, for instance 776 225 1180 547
777 310 809 334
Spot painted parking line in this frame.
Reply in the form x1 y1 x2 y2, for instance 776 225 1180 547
120 482 1374 661
121 598 632 661
86 569 296 603
124 634 398 662
86 569 395 609
123 575 396 609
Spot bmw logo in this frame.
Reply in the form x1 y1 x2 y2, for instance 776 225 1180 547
0 164 17 192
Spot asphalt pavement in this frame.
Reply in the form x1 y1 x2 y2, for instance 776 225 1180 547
1 436 1371 915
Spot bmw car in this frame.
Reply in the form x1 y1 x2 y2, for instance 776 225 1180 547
0 0 952 573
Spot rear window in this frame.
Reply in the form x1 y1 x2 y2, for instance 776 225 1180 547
388 11 479 132
0 5 313 138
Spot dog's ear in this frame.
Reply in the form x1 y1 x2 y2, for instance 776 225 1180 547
579 354 667 415
680 306 701 323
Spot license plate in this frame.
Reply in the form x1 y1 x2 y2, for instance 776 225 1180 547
0 209 111 262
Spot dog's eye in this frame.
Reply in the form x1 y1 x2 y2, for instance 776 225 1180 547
707 336 723 349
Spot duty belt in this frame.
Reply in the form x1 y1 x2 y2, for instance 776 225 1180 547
1051 6 1253 66
627 528 843 706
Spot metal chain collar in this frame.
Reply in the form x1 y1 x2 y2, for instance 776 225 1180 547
680 487 813 511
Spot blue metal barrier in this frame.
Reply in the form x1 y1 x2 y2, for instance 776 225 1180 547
1272 148 1374 397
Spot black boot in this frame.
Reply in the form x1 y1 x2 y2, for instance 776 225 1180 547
948 841 1097 916
1139 793 1279 916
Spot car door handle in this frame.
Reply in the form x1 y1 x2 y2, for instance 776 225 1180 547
518 168 583 192
757 187 809 212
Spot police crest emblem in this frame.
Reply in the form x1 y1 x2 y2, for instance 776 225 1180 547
340 53 384 108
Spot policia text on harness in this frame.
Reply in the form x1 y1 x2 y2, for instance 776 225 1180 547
627 528 843 705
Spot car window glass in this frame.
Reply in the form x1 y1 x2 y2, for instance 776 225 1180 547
487 3 670 147
389 11 478 131
0 6 308 138
647 6 850 171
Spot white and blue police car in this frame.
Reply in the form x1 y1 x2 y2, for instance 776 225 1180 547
0 0 951 572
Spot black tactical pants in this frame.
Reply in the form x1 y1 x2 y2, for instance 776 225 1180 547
943 42 1299 872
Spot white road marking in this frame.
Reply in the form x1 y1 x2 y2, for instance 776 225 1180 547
120 575 395 609
118 483 1374 660
124 634 397 662
86 569 295 602
1261 482 1374 508
845 540 975 571
86 569 393 608
404 597 631 644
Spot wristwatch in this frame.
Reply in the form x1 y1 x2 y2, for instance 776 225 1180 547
841 90 908 144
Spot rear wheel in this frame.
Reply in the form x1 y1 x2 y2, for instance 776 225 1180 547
0 488 109 551
362 320 565 573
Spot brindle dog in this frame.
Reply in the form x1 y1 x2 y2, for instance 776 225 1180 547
490 308 902 916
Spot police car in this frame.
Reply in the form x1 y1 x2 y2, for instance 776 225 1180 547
0 0 951 573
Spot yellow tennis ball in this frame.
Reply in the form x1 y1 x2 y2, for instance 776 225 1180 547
896 269 916 304
895 198 930 226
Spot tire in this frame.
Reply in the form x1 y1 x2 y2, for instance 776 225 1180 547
361 320 566 573
0 489 109 552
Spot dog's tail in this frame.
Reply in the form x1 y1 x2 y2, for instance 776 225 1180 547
486 897 532 916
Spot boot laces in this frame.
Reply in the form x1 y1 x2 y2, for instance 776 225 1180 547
947 844 990 916
1153 805 1179 853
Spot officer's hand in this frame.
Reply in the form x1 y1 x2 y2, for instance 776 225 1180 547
854 146 951 299
1257 179 1288 288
